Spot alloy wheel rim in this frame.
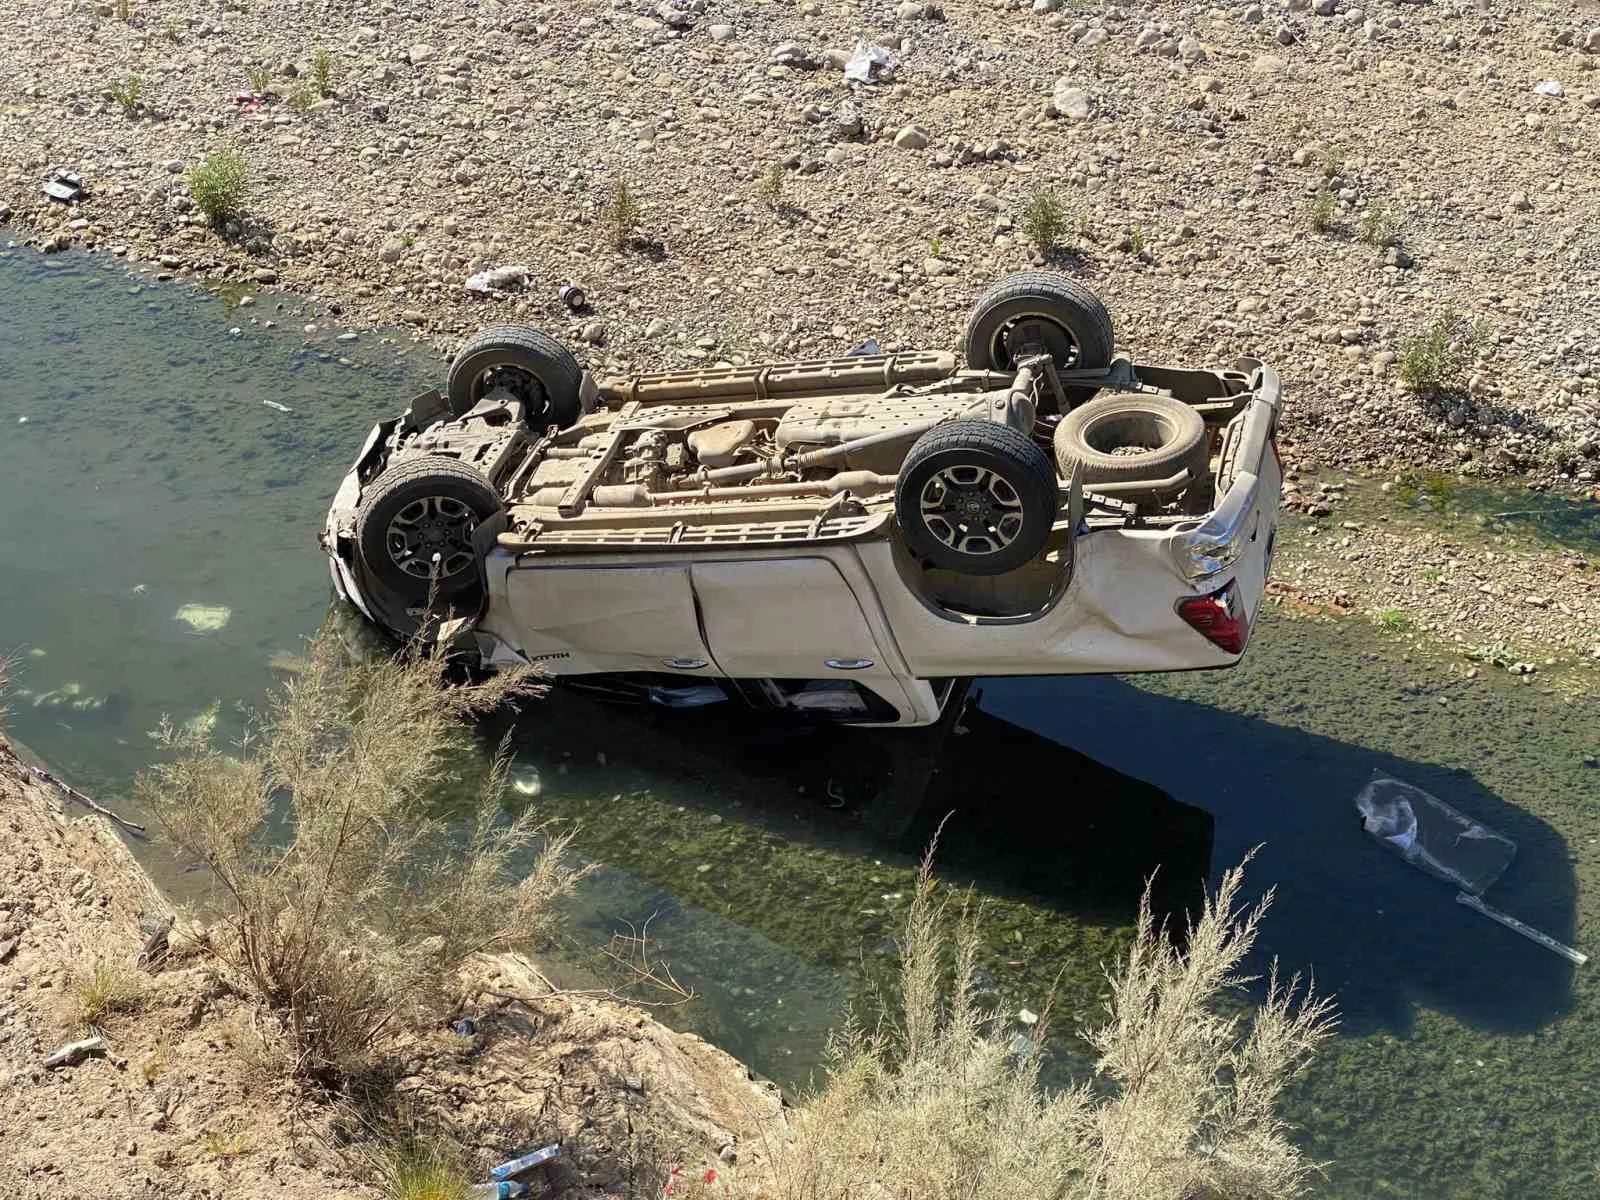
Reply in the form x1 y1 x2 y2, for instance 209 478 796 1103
918 465 1025 557
385 495 479 580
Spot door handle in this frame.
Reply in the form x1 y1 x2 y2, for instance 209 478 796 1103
663 657 710 670
825 658 874 671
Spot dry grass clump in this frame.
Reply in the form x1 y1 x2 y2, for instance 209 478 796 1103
370 1137 473 1200
72 957 144 1028
742 851 1334 1200
137 626 589 1084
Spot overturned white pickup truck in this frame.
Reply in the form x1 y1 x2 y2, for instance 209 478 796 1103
322 273 1283 727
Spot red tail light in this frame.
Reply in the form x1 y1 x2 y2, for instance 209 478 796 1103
1177 583 1248 655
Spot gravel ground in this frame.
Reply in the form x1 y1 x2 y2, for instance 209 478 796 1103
2 0 1598 667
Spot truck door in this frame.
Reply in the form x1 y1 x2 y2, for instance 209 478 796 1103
500 564 716 675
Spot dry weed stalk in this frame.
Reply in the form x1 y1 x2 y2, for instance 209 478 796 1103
138 625 590 1083
741 849 1335 1200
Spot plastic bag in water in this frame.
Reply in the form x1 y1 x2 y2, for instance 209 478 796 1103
1354 773 1515 896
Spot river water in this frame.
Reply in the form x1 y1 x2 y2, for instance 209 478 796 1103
2 243 1597 1197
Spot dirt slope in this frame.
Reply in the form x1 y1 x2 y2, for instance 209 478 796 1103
0 739 784 1199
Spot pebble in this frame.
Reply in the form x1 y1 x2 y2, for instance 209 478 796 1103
893 125 930 150
581 321 606 343
376 240 404 264
1048 80 1096 120
709 23 735 42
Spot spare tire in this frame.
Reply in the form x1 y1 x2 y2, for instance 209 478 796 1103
896 420 1059 576
354 455 502 617
446 326 584 428
964 272 1115 376
1052 392 1209 503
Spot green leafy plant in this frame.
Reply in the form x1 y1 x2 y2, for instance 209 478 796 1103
1376 609 1415 633
288 82 315 113
109 75 142 116
758 162 785 210
605 177 641 251
248 65 270 95
1127 224 1148 256
115 0 131 20
1310 188 1335 234
1357 201 1404 247
1321 148 1344 180
186 150 249 226
1398 308 1486 398
312 49 334 97
927 233 945 259
1022 186 1068 253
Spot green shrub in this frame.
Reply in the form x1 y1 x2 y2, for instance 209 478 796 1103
109 75 141 116
1022 187 1068 253
1357 201 1403 247
1310 189 1335 233
758 162 785 210
605 178 641 251
1398 308 1486 397
1376 609 1414 633
312 49 334 97
186 150 249 226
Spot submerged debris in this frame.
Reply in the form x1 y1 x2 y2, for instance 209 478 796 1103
175 603 232 633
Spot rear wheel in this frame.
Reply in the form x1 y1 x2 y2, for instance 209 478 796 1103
354 456 502 617
963 273 1116 385
446 326 584 428
895 420 1059 576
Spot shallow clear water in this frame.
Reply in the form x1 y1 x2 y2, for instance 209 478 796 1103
2 243 1597 1197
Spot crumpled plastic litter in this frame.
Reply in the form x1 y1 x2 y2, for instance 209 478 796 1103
843 39 897 84
1354 773 1515 896
847 337 882 356
464 263 532 296
1532 80 1564 98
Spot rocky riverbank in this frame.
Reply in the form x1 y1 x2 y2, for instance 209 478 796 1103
2 0 1598 489
0 739 784 1200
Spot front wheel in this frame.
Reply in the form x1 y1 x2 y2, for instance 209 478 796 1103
353 456 502 618
895 420 1059 576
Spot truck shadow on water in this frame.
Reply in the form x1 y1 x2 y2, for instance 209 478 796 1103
516 666 1579 1045
970 674 1579 1040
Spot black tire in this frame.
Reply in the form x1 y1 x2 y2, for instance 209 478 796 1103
896 420 1059 576
963 272 1116 376
446 325 583 427
354 455 502 614
1052 392 1209 500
